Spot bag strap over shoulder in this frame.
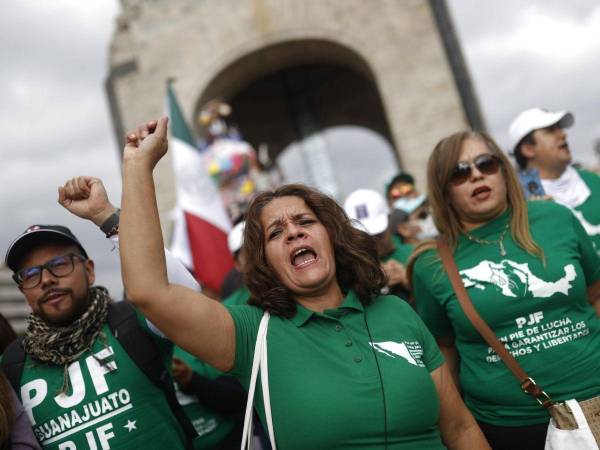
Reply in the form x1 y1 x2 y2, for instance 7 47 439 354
107 301 197 448
436 237 554 409
241 311 276 450
1 336 25 395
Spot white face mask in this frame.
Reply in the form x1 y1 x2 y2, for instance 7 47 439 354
415 214 438 240
393 193 426 214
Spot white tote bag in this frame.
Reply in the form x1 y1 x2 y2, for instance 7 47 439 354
241 312 277 450
545 400 599 450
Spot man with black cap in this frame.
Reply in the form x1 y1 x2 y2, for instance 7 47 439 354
385 172 419 208
509 107 600 253
2 177 196 449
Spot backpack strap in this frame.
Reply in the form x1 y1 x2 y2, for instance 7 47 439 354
1 336 25 396
107 301 197 449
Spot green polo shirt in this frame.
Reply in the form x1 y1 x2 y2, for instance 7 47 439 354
174 347 234 449
174 286 250 450
383 235 415 266
222 285 250 306
226 290 445 449
412 201 600 426
574 169 600 255
16 314 185 449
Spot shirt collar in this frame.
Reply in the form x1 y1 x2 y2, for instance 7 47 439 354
290 303 314 327
336 289 365 313
290 290 364 327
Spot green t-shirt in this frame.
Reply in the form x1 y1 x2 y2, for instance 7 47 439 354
384 235 415 266
17 314 186 449
226 290 446 449
174 347 235 449
222 285 250 306
573 169 600 255
412 201 600 426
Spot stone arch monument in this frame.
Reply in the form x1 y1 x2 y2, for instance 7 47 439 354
106 0 484 228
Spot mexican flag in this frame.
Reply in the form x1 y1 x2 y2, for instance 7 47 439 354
167 82 233 293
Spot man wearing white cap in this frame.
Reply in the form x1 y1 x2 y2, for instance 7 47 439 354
343 189 410 298
509 107 600 253
221 221 250 306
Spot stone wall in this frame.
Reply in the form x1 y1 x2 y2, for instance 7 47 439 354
107 0 480 234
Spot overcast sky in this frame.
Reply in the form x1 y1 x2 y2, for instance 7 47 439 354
1 0 599 297
0 1 122 295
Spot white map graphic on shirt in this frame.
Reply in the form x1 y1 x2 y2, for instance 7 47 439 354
460 260 576 298
570 209 600 236
370 341 418 365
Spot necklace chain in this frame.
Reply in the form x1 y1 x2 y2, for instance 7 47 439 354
464 223 509 256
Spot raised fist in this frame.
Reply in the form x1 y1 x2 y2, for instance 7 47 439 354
123 117 169 170
58 176 117 226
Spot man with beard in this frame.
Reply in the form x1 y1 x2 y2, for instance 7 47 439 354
1 177 196 450
509 108 600 253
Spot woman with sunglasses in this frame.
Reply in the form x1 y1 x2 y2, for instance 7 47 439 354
408 130 600 450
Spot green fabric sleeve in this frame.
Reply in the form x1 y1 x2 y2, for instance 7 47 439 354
223 304 262 380
407 302 445 372
411 251 453 339
135 310 174 369
571 209 600 285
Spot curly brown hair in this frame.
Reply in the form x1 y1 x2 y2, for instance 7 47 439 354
242 184 386 318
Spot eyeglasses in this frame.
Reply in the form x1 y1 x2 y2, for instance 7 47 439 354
449 154 502 186
13 253 87 289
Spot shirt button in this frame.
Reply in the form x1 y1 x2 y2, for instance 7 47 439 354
335 324 343 332
354 356 363 363
345 340 353 347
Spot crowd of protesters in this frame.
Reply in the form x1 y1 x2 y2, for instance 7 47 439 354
1 106 599 450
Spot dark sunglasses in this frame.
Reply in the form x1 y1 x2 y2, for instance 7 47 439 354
13 253 87 289
450 154 502 185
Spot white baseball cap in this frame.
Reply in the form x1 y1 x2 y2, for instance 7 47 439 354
343 189 389 235
227 221 245 254
508 108 574 151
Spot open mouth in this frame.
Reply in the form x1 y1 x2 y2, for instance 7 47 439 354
558 142 570 153
472 185 491 197
290 246 318 268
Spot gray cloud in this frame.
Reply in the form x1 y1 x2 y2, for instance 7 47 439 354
1 0 122 295
0 1 120 159
448 0 600 166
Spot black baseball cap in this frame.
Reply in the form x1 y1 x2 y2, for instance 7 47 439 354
385 173 415 197
5 225 88 271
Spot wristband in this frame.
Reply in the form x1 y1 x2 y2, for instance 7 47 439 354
100 209 120 238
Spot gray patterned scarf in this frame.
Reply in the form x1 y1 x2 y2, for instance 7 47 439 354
23 286 111 391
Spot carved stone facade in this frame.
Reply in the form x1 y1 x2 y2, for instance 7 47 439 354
106 0 483 230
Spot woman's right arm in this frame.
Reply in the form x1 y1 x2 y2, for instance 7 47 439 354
120 118 236 372
410 253 461 387
436 335 460 389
